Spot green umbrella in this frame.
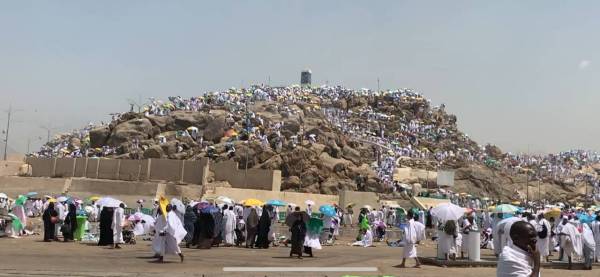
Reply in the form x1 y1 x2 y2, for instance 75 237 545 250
494 204 519 214
15 195 27 206
8 213 23 232
306 217 323 234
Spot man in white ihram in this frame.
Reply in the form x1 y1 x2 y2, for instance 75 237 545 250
152 204 186 263
497 221 541 277
112 203 125 249
399 210 425 268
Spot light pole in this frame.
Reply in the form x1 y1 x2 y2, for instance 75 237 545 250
3 105 23 160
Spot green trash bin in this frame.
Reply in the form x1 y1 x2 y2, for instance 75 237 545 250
75 216 88 241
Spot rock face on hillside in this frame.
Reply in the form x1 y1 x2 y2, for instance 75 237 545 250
35 85 597 203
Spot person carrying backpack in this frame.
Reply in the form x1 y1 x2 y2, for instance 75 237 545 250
536 213 551 262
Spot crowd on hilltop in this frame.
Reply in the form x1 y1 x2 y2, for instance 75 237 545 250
30 84 599 194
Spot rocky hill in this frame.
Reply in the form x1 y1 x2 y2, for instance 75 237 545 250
35 85 599 204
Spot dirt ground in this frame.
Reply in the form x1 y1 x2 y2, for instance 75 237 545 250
0 231 598 277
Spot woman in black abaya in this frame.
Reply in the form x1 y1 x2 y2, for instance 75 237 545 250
42 202 59 242
254 205 272 249
287 207 309 258
183 206 197 248
97 207 114 246
194 211 215 249
63 203 78 242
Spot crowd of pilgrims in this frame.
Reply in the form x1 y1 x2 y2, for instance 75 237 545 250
31 196 363 261
3 191 600 275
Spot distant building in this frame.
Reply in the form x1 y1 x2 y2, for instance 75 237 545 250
300 69 312 87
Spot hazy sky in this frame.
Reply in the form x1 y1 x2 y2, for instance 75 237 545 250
1 1 599 155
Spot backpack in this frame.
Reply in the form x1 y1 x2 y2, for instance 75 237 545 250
538 223 548 239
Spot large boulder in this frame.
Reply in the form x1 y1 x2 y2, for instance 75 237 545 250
143 145 164 159
146 115 174 131
107 118 153 147
325 140 342 158
89 126 110 148
202 116 227 143
342 146 362 165
282 120 301 134
282 176 301 191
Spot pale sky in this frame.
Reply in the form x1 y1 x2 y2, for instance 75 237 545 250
1 1 599 155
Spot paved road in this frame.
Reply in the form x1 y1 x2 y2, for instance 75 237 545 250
0 235 597 277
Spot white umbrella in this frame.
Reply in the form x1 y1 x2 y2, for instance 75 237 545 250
57 196 68 202
430 203 465 222
215 196 234 205
362 205 373 210
96 197 123 208
305 200 315 206
170 198 185 213
0 193 7 199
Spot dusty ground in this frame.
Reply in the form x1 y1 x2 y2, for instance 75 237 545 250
0 230 598 277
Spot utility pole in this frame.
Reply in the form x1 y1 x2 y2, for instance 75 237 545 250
244 96 249 188
2 105 22 160
2 105 12 160
377 78 380 92
525 170 529 205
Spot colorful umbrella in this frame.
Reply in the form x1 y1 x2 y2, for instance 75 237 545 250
26 192 38 197
8 213 22 232
15 195 27 206
242 198 264 207
88 196 101 202
266 199 287 207
545 208 561 218
307 217 323 234
158 196 169 218
495 204 519 214
319 204 336 217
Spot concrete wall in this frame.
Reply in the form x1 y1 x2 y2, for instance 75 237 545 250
86 159 99 178
211 161 280 191
26 157 55 177
25 157 209 185
0 176 66 198
393 167 437 183
160 183 204 202
149 159 183 182
54 158 75 178
68 178 159 207
182 159 208 185
97 159 120 180
338 190 379 210
118 159 142 181
73 158 87 177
